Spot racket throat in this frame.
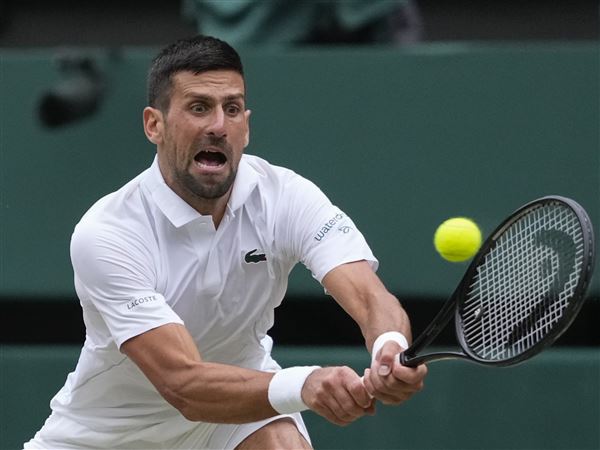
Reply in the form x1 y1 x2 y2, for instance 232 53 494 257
400 293 462 367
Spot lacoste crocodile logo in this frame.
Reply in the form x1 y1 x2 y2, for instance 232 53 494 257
244 249 267 264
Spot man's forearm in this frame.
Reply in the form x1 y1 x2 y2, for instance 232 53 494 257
122 323 279 424
158 361 278 423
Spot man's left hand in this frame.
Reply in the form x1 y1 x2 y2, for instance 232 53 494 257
363 341 428 405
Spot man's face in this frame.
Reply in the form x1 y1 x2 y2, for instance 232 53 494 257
146 70 250 210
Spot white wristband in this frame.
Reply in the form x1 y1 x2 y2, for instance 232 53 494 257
371 331 409 364
268 366 320 414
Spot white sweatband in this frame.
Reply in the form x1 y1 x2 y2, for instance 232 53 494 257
371 331 409 364
267 366 320 414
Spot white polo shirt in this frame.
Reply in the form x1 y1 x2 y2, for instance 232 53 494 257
42 154 377 444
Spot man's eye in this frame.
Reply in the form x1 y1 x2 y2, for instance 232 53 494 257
191 104 208 113
225 104 242 115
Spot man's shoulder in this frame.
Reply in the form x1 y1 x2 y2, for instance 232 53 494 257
242 154 295 177
242 154 312 191
241 154 329 219
74 170 150 238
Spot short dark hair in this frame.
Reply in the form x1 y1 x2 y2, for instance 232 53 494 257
147 35 244 111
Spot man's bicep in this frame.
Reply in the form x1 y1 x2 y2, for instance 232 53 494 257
323 261 412 353
321 261 388 320
121 323 202 391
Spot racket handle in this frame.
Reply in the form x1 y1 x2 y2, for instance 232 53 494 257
399 351 418 367
401 350 470 366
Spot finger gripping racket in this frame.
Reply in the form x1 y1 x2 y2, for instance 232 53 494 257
401 196 595 367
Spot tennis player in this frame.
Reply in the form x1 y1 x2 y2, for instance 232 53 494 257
24 35 427 450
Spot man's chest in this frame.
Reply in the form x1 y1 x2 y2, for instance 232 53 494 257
155 212 287 327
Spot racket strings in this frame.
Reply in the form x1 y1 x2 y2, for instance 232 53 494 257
461 203 585 362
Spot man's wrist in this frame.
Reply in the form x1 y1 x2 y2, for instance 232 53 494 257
371 331 409 363
267 366 321 414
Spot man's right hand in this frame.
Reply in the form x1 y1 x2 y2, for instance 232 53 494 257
300 366 375 426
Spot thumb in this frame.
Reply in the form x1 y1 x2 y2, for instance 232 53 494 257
376 341 402 376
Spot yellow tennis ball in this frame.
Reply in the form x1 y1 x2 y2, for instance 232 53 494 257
434 217 482 262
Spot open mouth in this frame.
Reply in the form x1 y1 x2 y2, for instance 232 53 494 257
194 150 227 168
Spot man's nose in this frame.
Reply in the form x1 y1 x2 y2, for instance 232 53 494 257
206 108 227 137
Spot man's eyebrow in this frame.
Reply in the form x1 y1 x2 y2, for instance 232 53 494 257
223 94 245 102
184 93 245 102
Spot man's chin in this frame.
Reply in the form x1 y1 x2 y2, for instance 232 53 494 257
184 172 236 200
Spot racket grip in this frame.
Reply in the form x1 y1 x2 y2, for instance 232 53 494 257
399 351 414 367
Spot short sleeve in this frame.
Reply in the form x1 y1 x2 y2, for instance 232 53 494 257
277 174 378 283
70 220 183 348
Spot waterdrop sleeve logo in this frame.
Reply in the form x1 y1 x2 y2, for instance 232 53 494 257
313 212 352 242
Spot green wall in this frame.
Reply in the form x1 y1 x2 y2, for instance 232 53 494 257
0 43 598 299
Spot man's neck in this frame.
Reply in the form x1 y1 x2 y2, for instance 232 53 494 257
187 192 230 229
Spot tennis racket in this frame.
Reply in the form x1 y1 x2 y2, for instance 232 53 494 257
401 195 595 367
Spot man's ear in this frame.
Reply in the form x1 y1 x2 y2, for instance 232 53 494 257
244 109 251 148
143 107 164 145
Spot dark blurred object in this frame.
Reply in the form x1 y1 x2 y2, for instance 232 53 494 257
38 54 105 128
183 0 423 46
308 0 423 45
0 0 596 47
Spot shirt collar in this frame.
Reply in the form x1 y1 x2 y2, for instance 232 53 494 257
142 155 260 228
228 155 260 213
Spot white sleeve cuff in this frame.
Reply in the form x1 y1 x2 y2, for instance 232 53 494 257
267 366 320 414
371 331 409 364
